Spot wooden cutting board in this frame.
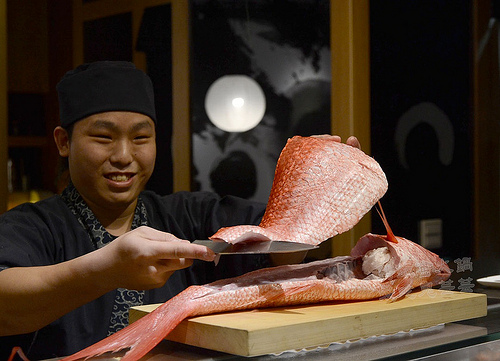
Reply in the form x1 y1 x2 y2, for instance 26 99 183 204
130 289 486 357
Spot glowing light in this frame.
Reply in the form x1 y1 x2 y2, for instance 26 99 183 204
232 97 245 108
205 75 266 132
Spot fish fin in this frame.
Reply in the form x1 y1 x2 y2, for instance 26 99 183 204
389 274 414 301
282 283 318 298
382 268 406 283
8 347 30 361
248 283 316 306
376 202 398 243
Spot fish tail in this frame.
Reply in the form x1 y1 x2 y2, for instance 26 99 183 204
120 301 195 361
61 289 200 361
59 319 144 361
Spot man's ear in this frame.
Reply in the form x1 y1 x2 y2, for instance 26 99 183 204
53 126 70 157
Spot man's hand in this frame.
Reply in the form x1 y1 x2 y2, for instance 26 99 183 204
98 226 215 290
345 135 361 149
312 134 361 150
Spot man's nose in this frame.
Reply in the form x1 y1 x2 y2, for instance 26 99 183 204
110 140 134 165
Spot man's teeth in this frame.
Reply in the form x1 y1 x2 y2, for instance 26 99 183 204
109 174 130 182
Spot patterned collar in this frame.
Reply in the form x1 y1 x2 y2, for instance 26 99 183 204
61 182 148 334
61 182 148 249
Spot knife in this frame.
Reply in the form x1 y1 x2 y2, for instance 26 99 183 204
193 239 318 254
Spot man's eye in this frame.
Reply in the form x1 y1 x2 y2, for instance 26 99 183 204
135 135 152 141
92 134 112 140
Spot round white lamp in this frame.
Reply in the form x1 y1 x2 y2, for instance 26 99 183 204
204 75 266 132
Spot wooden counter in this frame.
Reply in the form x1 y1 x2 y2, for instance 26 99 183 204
130 289 487 357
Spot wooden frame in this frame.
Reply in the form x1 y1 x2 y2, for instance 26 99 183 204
73 0 191 192
0 0 7 213
330 0 371 256
472 0 500 257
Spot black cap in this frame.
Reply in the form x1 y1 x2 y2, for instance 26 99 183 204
56 61 156 127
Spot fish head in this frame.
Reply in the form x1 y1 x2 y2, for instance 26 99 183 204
350 233 451 299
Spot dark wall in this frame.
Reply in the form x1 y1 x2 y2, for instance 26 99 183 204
370 0 472 258
190 0 331 203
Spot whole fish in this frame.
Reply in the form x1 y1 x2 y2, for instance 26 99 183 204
211 135 388 245
57 137 439 361
60 211 451 361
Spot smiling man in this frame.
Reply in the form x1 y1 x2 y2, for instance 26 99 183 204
54 112 157 234
0 61 270 359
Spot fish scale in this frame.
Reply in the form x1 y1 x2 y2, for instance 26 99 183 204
211 136 388 245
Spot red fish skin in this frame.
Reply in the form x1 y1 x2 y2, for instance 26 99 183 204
211 136 388 245
60 236 450 361
351 234 451 300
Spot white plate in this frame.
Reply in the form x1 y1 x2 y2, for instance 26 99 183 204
477 275 500 288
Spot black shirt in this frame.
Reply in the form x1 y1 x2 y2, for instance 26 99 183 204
0 190 266 359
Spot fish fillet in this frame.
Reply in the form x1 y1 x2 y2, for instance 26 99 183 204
211 136 388 245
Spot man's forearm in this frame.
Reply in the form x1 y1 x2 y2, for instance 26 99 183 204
0 253 113 336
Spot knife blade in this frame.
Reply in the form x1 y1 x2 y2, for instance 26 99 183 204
193 240 318 254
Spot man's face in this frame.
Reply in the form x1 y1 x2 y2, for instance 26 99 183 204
66 111 156 211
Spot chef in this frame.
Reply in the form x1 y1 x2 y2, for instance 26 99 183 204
0 61 360 359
